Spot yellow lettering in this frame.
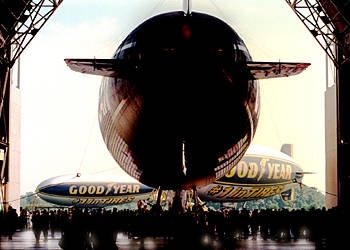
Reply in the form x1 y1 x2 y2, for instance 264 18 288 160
246 187 261 198
218 186 234 198
208 185 223 196
133 184 140 193
286 165 292 179
126 196 135 202
86 199 98 205
105 183 114 195
267 163 274 178
120 185 126 193
247 162 258 178
108 198 120 204
273 164 281 179
279 165 285 179
228 187 247 198
72 198 79 204
113 185 120 194
100 198 109 204
79 186 87 194
69 185 78 195
225 166 236 178
259 188 272 198
237 163 248 178
88 186 96 194
96 186 104 194
126 185 133 193
257 158 268 181
79 198 87 204
265 187 277 197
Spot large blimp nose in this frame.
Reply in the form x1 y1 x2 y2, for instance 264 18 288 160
98 11 259 190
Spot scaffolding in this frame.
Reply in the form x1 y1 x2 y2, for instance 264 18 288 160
0 0 63 211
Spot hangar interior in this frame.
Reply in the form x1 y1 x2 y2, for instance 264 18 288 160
0 0 350 211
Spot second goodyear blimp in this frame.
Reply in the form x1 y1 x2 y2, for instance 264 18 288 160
197 144 305 203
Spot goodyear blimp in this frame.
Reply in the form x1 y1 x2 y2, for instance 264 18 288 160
197 144 304 203
36 174 156 207
64 3 309 192
36 144 305 207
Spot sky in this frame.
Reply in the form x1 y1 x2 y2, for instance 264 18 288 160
18 0 332 195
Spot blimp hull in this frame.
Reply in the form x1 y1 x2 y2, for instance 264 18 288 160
97 11 259 190
36 174 155 207
197 144 303 202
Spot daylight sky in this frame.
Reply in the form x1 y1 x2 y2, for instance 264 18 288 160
18 0 332 195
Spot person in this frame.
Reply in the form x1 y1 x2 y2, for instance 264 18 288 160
59 208 90 250
49 209 57 238
31 210 42 243
40 209 50 241
4 205 18 240
19 207 29 230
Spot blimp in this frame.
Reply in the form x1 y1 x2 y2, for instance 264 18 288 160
197 144 304 203
36 174 156 208
64 1 310 192
36 144 305 208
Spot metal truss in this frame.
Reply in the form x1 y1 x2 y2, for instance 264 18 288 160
285 0 350 68
0 0 63 191
0 0 63 68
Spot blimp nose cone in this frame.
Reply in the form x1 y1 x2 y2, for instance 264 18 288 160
98 11 258 190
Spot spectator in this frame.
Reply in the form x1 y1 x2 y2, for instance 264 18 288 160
4 205 18 240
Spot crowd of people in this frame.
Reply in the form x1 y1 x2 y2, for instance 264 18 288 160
0 203 348 249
